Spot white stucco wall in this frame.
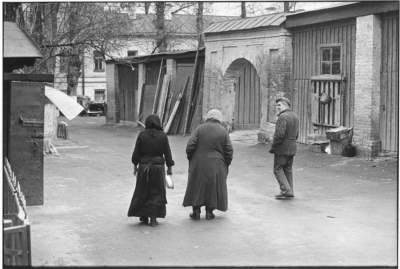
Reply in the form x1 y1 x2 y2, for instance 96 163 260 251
203 27 292 128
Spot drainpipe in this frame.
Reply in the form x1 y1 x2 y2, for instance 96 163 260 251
82 54 85 96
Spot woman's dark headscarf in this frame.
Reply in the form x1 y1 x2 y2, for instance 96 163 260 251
145 114 163 131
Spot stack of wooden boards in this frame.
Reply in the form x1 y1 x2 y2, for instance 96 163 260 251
138 51 203 135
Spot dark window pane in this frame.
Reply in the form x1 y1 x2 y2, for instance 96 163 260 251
321 62 331 74
322 48 331 61
332 47 341 61
332 62 341 74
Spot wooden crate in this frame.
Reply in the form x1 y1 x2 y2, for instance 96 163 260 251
3 214 31 266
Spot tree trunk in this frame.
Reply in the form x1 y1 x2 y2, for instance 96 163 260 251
4 3 20 22
155 2 167 53
144 2 151 14
66 3 82 95
45 3 60 73
66 48 82 96
241 2 246 18
196 2 204 47
284 2 296 12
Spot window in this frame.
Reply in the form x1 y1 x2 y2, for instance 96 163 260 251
320 46 341 75
127 50 138 57
94 89 105 102
93 51 104 72
59 56 68 73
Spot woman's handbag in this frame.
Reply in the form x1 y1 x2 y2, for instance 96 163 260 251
165 174 174 189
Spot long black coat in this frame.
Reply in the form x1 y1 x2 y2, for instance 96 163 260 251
183 120 233 211
270 109 299 156
128 128 174 218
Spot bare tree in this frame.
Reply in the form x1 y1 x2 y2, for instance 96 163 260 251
155 2 167 53
241 2 247 18
144 2 151 14
16 2 131 95
284 2 297 12
196 2 204 47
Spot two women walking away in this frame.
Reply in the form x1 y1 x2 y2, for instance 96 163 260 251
128 109 233 227
183 109 233 220
127 115 174 226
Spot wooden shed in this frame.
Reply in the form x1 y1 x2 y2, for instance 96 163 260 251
285 2 399 157
106 49 205 134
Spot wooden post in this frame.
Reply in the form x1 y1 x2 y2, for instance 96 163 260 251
152 58 164 114
183 49 200 135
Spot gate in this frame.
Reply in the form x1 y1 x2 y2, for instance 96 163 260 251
118 65 137 122
233 60 261 130
380 13 399 152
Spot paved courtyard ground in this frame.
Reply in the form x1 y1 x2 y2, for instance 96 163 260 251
27 116 398 266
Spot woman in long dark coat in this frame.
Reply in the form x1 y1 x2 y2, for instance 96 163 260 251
128 114 174 226
183 109 233 220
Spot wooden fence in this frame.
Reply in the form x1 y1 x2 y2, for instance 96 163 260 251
3 158 31 266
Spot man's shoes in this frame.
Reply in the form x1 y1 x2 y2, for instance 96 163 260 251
205 211 215 220
275 193 294 200
139 216 149 224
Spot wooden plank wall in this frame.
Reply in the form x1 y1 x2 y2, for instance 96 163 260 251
291 19 356 143
234 60 261 130
118 65 138 122
380 13 399 152
169 62 194 134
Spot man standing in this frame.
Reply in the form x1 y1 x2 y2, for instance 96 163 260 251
269 97 299 200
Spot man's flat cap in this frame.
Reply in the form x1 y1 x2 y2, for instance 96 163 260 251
276 96 291 107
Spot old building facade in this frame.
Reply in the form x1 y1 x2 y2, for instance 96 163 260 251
286 1 399 157
202 13 292 132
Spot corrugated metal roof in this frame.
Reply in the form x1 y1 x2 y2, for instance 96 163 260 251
205 12 286 34
129 14 238 35
4 21 42 58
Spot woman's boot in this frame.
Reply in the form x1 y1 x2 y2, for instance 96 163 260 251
205 207 215 220
149 217 158 226
139 216 149 224
190 206 200 220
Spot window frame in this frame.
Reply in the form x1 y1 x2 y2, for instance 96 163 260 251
318 43 342 75
93 51 105 72
94 89 106 102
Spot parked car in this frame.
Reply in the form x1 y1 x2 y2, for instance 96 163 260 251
77 96 90 116
86 101 106 116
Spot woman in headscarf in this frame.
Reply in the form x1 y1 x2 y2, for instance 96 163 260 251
183 109 233 220
128 114 174 226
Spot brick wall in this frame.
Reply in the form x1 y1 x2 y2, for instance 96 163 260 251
353 15 382 158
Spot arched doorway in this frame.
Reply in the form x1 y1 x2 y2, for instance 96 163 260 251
224 58 261 130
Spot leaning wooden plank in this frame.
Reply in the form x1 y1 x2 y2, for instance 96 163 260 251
152 58 165 114
160 79 172 125
164 77 190 134
137 83 146 123
186 62 204 133
157 74 170 120
163 82 174 125
182 48 200 136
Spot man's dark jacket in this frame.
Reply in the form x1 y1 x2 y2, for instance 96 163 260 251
270 109 299 156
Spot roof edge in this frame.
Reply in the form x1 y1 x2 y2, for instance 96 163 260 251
286 1 399 28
